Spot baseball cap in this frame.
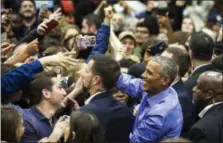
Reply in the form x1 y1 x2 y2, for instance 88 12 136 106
118 31 136 42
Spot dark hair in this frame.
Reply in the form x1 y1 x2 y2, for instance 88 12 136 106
18 0 36 10
29 72 57 105
137 15 159 36
90 55 121 90
39 36 60 52
189 31 214 61
66 111 104 143
173 31 190 46
212 55 223 71
1 107 23 142
165 47 191 77
119 58 137 69
84 14 102 30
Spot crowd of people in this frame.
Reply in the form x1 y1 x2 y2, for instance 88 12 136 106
1 0 223 143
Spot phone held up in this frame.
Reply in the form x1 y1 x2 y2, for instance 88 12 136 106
76 35 96 48
147 41 167 56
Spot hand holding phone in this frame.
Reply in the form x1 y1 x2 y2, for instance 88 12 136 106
147 41 166 55
76 35 96 49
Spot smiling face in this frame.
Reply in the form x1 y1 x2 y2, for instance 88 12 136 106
141 60 164 94
121 37 136 55
48 77 67 108
135 27 150 44
181 18 194 34
19 1 36 20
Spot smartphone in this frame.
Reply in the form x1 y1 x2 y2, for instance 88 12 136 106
76 35 96 48
148 41 166 55
44 19 58 34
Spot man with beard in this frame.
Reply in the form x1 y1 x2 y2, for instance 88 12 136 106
76 55 133 143
17 0 38 40
188 71 223 142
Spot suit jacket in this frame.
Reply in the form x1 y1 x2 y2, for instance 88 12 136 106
184 64 218 115
80 92 133 143
172 79 195 136
188 103 223 142
184 64 217 98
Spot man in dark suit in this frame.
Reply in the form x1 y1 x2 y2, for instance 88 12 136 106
188 71 223 142
161 47 195 136
76 54 133 143
184 32 218 114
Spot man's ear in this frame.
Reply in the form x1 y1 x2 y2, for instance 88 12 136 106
161 76 171 87
42 89 51 99
205 90 214 100
92 75 101 86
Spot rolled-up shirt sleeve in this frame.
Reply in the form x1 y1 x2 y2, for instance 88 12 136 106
1 60 43 98
116 73 144 98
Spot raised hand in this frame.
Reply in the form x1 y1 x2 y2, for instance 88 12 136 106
49 8 62 21
104 5 114 25
37 21 48 36
25 39 39 56
39 52 78 70
48 116 69 142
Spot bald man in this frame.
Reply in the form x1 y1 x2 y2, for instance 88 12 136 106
188 71 223 142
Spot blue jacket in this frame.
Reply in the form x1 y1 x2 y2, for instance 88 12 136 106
1 60 43 101
86 23 110 62
80 92 133 143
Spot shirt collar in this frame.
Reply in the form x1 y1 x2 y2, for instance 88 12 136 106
147 87 172 107
84 91 106 105
198 101 223 118
31 106 48 120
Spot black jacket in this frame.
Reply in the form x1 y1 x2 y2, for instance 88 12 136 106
184 64 218 114
80 92 133 143
188 103 223 143
172 79 195 136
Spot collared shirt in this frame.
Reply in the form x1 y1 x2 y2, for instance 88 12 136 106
84 91 106 105
199 101 223 118
21 106 57 143
117 74 183 143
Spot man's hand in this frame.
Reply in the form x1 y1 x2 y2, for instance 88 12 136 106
1 42 14 55
74 75 84 94
37 21 48 36
49 8 62 21
67 97 80 110
48 116 69 142
39 52 78 70
1 42 14 60
25 39 39 56
104 6 114 25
